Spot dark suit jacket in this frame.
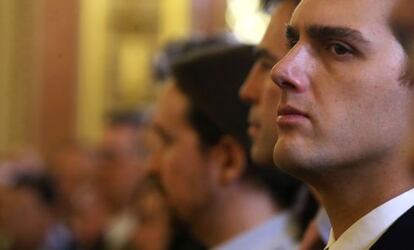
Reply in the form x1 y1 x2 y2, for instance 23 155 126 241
370 205 414 250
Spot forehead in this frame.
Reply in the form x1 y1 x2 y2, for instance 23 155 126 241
153 81 188 125
260 1 296 54
291 0 395 35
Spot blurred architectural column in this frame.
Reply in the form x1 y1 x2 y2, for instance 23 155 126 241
77 0 192 145
0 0 79 156
0 0 14 155
76 0 112 145
0 0 43 155
191 0 227 35
157 0 191 45
38 0 79 154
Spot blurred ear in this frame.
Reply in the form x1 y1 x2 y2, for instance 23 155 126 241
207 135 247 186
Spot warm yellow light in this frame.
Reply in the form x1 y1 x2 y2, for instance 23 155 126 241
226 0 269 44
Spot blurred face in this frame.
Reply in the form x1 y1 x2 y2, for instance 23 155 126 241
51 146 97 204
151 82 218 224
132 188 171 250
0 189 49 246
99 125 147 209
392 0 414 164
239 1 297 166
392 0 414 80
69 189 108 247
144 126 164 176
271 0 412 175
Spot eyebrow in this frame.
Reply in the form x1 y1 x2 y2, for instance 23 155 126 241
307 25 370 44
285 24 370 45
285 24 299 45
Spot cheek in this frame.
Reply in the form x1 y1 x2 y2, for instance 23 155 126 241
160 142 206 202
260 82 280 132
262 80 280 112
318 66 410 147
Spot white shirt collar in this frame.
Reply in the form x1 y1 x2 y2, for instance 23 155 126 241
211 212 298 250
325 187 414 250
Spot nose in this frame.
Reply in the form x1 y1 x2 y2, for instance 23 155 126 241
145 152 161 177
239 63 264 104
271 45 311 93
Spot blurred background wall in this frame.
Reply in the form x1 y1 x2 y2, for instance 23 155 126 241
0 0 268 156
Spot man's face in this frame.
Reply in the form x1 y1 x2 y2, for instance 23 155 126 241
271 0 412 175
239 1 297 166
131 187 171 250
392 0 414 164
99 126 145 209
392 0 414 81
151 82 217 224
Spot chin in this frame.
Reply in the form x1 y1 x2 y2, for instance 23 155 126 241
251 143 276 167
273 140 315 179
274 140 344 183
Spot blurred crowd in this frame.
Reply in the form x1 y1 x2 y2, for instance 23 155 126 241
0 110 196 250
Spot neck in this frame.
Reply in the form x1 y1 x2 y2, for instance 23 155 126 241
311 148 414 239
192 184 279 247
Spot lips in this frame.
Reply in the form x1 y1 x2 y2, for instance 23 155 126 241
248 112 261 138
277 105 309 125
278 105 308 117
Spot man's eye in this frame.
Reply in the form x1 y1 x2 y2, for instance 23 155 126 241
286 39 298 49
260 59 276 69
329 43 353 56
159 133 174 146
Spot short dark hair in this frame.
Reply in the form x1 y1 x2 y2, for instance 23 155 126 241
153 34 238 81
171 45 300 208
172 45 253 149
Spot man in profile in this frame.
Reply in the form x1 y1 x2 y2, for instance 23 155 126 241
151 45 300 250
240 1 327 249
240 0 298 167
271 0 414 249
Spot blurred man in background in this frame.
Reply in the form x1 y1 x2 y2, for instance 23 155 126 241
151 45 300 250
98 111 149 250
239 1 327 249
392 0 414 80
0 174 73 250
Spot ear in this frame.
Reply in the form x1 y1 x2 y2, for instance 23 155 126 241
207 135 247 186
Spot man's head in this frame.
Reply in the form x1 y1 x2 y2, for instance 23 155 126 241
99 111 148 211
151 46 255 225
239 0 298 166
271 0 413 178
392 0 414 165
392 0 414 82
151 46 299 226
0 175 56 247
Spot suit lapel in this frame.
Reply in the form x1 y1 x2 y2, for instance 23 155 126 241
370 205 414 250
